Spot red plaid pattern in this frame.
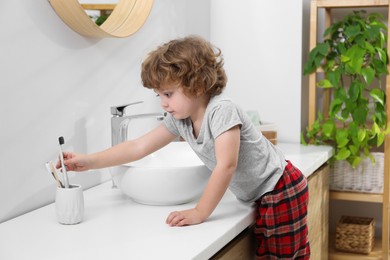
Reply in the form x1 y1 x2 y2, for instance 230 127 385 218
254 161 310 259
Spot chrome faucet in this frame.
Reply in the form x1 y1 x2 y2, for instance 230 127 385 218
110 101 166 146
109 101 166 188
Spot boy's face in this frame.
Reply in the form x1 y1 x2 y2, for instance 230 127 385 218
155 84 204 120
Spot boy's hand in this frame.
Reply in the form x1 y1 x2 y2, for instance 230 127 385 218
166 208 205 227
56 152 90 172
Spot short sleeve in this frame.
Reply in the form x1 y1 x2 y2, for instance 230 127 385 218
209 101 242 139
163 113 181 137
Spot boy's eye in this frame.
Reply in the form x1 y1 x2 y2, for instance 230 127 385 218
155 91 173 98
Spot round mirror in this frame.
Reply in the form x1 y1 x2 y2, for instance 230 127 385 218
48 0 154 38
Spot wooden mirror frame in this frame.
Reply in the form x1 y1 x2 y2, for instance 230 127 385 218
48 0 154 38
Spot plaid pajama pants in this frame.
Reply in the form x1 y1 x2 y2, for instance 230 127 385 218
255 161 310 259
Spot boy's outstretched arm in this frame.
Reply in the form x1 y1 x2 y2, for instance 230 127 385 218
166 125 241 226
60 124 176 171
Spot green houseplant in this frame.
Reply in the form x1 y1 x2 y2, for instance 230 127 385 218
302 10 390 168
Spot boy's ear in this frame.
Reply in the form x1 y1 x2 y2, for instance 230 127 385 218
195 85 206 97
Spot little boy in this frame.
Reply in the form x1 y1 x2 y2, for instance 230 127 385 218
60 36 310 259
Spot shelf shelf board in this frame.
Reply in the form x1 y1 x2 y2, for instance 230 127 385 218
317 0 389 8
330 191 383 203
329 235 384 260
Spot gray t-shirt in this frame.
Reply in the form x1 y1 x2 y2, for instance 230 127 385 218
163 95 287 202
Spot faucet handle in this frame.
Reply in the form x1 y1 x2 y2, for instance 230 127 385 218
110 101 144 116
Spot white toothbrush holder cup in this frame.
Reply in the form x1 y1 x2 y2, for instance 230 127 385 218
55 184 84 225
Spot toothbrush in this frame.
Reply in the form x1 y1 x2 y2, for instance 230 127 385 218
49 161 64 188
58 136 70 188
45 162 63 188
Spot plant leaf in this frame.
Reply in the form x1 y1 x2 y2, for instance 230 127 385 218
348 80 361 101
348 144 359 155
364 41 375 53
377 132 385 146
358 128 366 142
361 67 375 85
317 79 333 88
329 98 343 116
317 42 330 55
366 24 381 41
352 103 368 125
345 45 365 74
368 12 385 24
335 147 351 160
322 120 335 138
341 55 350 62
373 58 388 75
370 20 388 32
345 24 361 38
376 47 387 64
370 88 385 106
304 43 329 75
372 122 381 134
336 129 349 148
351 156 362 168
314 55 323 68
380 31 387 49
326 70 341 88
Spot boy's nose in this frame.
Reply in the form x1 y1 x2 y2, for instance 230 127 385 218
160 99 168 109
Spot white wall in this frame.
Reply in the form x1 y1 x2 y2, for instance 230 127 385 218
210 0 304 143
0 0 210 223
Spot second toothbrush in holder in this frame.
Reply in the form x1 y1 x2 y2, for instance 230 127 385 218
55 184 84 225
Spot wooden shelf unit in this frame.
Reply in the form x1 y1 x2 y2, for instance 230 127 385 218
308 1 390 259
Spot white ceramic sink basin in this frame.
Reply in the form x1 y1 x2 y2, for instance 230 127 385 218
110 142 211 205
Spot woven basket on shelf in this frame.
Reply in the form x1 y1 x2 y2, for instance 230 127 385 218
335 216 375 254
329 152 384 193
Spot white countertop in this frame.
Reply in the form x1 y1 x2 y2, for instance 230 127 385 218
277 143 333 178
0 143 332 260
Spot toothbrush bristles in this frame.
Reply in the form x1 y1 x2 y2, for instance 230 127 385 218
59 136 65 145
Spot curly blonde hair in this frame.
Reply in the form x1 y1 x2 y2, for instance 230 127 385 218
141 36 227 97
